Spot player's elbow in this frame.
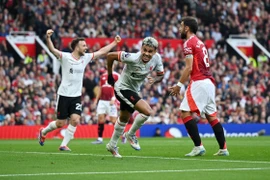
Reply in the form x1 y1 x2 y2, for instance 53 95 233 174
107 52 113 59
107 52 118 62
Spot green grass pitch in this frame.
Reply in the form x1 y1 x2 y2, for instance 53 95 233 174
0 137 270 180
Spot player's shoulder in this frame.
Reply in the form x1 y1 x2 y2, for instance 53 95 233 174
122 51 140 58
184 35 197 47
61 52 71 58
83 52 94 59
152 52 162 62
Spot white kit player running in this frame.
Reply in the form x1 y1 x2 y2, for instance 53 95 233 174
169 17 229 156
91 71 120 144
38 29 121 151
105 37 164 158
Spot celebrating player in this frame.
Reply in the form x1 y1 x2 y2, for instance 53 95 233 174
38 29 121 151
169 17 229 156
105 37 164 158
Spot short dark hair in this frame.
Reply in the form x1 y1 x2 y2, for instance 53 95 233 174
181 17 198 34
70 38 85 50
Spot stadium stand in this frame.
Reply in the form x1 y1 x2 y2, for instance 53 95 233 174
0 0 269 126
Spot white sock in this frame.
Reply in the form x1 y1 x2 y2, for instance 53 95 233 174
128 113 149 136
42 121 57 136
109 118 127 147
60 124 77 147
97 137 103 141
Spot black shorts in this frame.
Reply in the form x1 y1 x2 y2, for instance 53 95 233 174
114 89 141 113
56 95 82 119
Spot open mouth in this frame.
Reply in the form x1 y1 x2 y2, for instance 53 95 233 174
142 55 150 61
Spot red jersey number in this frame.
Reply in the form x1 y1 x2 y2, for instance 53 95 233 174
202 46 210 68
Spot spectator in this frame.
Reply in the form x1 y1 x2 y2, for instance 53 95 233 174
37 50 51 70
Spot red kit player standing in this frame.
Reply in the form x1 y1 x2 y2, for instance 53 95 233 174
92 71 120 144
169 17 229 156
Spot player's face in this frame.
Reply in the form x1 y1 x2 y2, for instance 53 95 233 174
141 45 156 63
179 22 187 39
77 41 88 56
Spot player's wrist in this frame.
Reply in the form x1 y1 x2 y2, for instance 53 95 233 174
176 81 183 88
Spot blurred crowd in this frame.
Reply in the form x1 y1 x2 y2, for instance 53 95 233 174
0 0 269 126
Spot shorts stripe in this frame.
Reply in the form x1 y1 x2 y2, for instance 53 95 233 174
186 82 200 115
115 89 134 108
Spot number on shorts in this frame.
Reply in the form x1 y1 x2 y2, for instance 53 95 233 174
75 103 82 111
202 47 210 67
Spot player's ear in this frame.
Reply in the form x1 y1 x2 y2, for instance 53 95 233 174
185 26 189 33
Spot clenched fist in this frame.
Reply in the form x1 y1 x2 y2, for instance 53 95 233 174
46 29 54 38
114 35 121 43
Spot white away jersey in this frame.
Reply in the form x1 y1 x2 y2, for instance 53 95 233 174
115 51 164 92
57 52 94 97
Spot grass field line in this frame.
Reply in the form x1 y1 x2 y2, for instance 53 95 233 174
1 167 270 177
1 150 270 164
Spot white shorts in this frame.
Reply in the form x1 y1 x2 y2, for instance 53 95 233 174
96 100 118 117
180 79 217 118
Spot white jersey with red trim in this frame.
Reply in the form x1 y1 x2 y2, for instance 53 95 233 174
57 52 94 97
115 51 164 92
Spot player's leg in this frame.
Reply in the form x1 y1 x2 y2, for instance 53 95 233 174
92 100 107 144
108 103 118 124
59 96 82 151
204 82 229 156
38 95 67 146
39 120 66 146
107 90 135 157
106 110 130 158
92 114 105 144
180 81 206 156
181 110 205 156
128 99 152 136
114 89 148 150
122 99 152 151
206 114 229 156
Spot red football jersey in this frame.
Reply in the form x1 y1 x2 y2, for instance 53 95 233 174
99 72 120 100
183 35 215 83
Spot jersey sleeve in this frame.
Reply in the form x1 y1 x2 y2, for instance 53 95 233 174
58 52 67 62
85 53 94 64
183 41 193 56
118 51 136 64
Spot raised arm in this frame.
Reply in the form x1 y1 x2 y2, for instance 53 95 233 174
93 35 121 60
46 29 61 59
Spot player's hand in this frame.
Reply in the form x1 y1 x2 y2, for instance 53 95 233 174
168 85 180 96
147 76 155 85
93 99 98 107
114 35 121 43
110 97 116 105
108 74 115 86
46 29 54 38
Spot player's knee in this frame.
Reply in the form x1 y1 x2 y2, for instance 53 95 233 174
56 120 65 128
98 114 106 123
180 110 191 119
143 108 153 117
119 115 129 123
71 118 80 126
